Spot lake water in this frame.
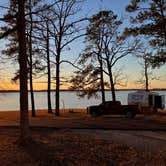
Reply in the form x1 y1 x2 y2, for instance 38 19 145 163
0 90 165 111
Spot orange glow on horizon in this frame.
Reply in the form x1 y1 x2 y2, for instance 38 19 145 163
0 80 166 91
0 80 70 90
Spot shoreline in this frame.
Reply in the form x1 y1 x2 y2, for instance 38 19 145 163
0 108 86 113
0 89 166 93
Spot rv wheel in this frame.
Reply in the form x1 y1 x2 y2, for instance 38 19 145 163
126 111 135 118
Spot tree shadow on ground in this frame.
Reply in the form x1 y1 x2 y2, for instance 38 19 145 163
17 128 67 166
20 137 64 166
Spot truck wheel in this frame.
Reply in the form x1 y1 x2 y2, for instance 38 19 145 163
92 111 97 117
126 111 135 118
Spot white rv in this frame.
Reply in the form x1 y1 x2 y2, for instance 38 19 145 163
128 91 165 112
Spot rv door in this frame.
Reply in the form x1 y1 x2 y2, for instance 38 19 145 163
154 95 165 109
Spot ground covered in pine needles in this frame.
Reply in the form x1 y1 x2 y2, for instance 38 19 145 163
0 127 165 166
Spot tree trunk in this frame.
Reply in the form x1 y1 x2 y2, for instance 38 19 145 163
144 58 149 91
18 0 30 141
55 31 62 116
109 69 116 102
100 70 105 103
46 22 52 113
29 0 35 117
99 59 105 103
55 53 60 116
29 59 35 117
107 61 116 102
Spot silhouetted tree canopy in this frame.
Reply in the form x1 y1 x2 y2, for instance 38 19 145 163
125 0 166 67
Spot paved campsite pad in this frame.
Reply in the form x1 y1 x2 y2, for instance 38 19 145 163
74 129 166 153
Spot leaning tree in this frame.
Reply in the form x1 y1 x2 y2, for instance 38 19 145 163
71 10 138 102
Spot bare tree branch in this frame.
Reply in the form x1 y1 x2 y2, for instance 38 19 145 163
60 60 82 70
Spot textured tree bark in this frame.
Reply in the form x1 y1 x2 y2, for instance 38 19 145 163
107 61 116 102
109 69 116 102
144 58 149 92
28 0 36 117
55 25 62 116
46 21 52 113
18 0 30 141
99 58 105 103
55 53 60 116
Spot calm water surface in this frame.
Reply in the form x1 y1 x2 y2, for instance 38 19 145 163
0 90 165 111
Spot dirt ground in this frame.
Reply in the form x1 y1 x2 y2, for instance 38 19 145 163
0 127 166 166
0 109 166 165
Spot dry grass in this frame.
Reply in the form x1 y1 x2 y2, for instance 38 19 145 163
0 109 88 126
0 109 166 130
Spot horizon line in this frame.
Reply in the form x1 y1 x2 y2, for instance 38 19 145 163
0 88 166 92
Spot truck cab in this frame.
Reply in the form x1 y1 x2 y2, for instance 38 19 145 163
87 101 139 118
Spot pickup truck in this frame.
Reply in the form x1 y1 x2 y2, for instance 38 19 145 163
87 101 140 118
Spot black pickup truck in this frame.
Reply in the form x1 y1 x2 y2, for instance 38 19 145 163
87 101 140 118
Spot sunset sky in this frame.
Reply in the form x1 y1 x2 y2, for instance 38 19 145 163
0 0 165 90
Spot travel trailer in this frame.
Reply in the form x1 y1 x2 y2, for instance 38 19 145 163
128 91 165 112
